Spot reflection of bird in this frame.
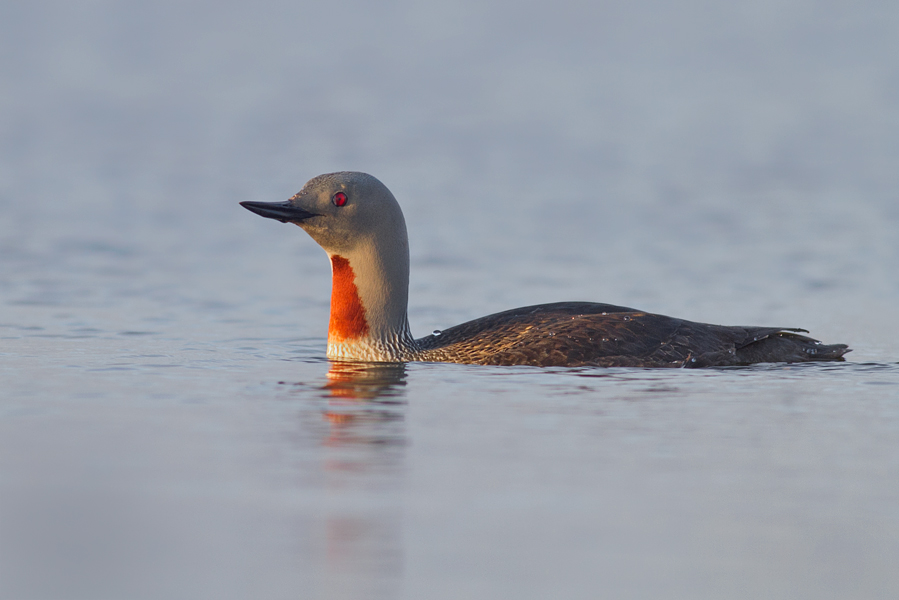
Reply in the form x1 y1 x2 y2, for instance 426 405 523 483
241 172 850 367
324 361 408 400
321 362 407 452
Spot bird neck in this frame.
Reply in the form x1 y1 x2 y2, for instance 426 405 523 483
326 245 414 362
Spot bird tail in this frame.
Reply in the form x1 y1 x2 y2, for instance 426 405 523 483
736 331 851 364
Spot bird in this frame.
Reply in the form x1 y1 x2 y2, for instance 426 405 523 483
240 171 850 368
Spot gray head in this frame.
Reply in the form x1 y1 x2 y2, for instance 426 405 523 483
240 171 407 257
241 172 413 360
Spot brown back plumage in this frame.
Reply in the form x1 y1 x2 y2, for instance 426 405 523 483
414 302 850 367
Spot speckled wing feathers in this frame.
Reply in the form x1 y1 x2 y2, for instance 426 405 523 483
413 302 849 367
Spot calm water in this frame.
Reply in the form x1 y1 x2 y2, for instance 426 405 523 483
2 2 899 599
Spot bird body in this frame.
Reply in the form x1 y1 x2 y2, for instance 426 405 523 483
241 171 850 367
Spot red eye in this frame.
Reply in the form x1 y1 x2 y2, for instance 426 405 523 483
333 192 348 207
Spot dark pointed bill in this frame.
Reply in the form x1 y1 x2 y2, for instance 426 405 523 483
239 201 318 223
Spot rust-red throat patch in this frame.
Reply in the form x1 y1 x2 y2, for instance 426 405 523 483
328 255 369 342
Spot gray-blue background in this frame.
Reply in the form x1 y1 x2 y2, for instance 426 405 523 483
2 2 898 598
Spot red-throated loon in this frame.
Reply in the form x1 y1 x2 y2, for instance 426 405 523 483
240 171 850 367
